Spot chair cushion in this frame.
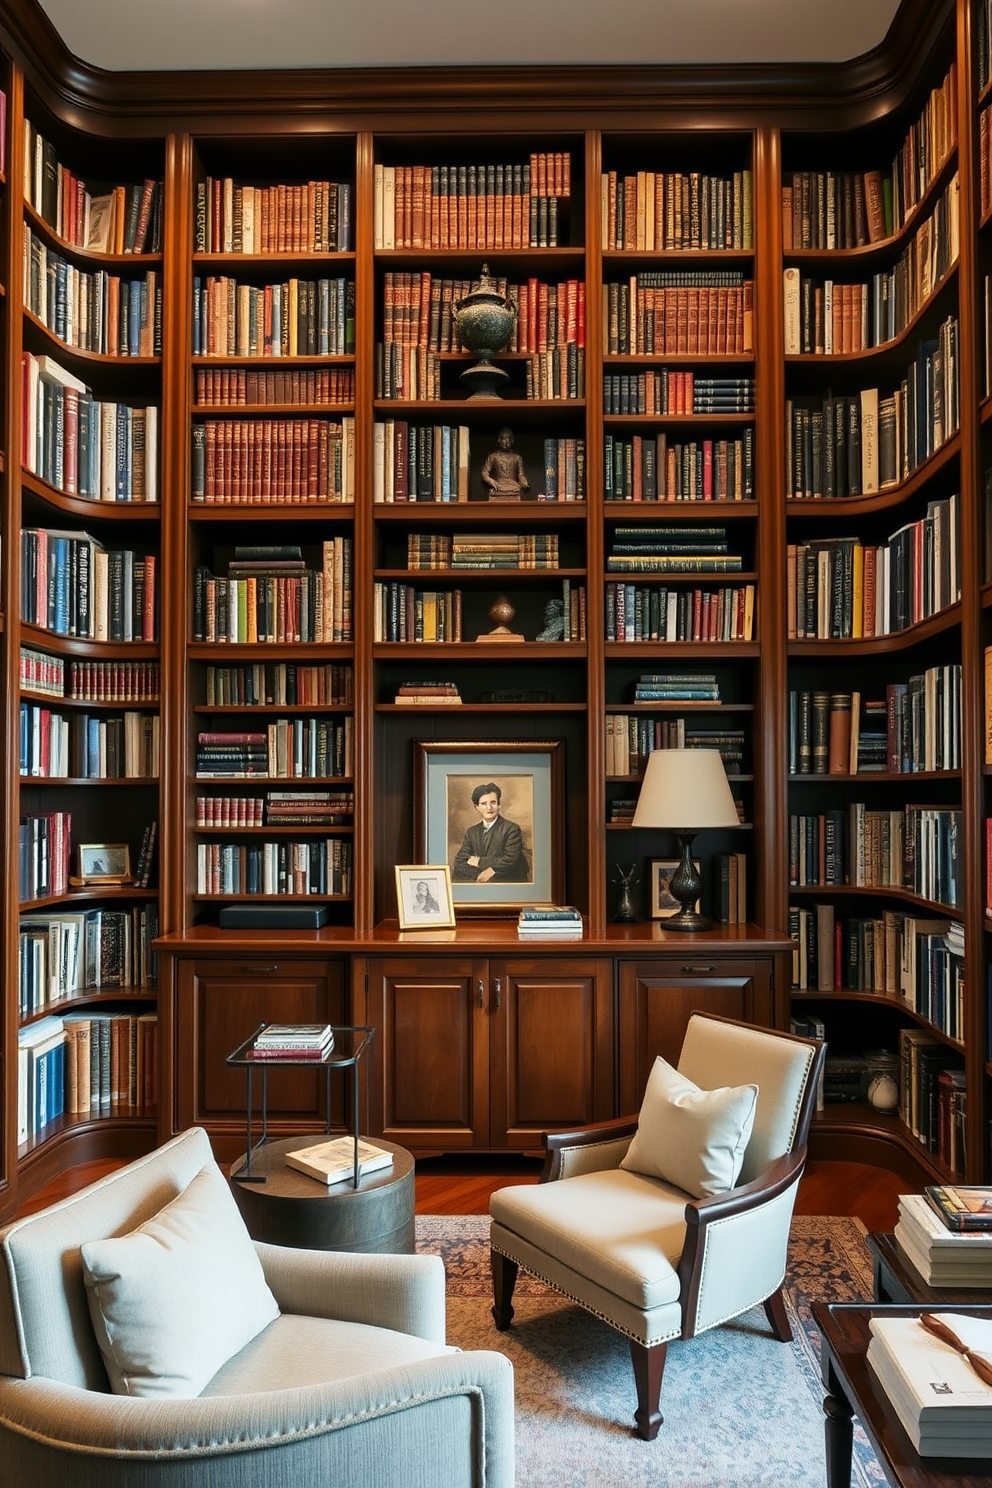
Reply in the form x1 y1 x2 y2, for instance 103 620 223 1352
619 1054 758 1198
81 1163 280 1398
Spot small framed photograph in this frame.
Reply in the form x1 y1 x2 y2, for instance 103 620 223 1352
395 865 456 930
76 843 132 885
650 858 700 920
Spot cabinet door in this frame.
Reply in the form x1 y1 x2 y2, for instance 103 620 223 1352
618 956 776 1112
366 957 489 1150
490 957 615 1148
174 958 346 1133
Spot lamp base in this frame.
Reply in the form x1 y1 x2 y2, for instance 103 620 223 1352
666 832 708 932
663 907 715 933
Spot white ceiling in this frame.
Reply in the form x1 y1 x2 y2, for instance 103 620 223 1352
36 0 903 73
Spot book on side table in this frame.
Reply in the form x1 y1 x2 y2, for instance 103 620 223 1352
252 1024 335 1059
926 1185 992 1232
894 1193 992 1288
285 1136 393 1186
867 1312 992 1456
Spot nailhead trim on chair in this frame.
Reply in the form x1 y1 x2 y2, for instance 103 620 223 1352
490 1242 681 1348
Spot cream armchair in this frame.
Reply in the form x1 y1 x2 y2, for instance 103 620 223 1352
0 1126 514 1488
490 1012 824 1440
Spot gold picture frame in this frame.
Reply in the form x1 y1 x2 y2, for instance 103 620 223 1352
395 864 456 930
74 843 132 885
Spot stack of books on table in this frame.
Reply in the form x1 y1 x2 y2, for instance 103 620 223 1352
285 1135 393 1186
251 1024 335 1060
517 906 583 938
894 1190 992 1288
867 1312 992 1456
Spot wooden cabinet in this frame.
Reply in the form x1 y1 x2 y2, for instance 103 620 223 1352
364 954 614 1152
172 957 347 1143
618 951 786 1111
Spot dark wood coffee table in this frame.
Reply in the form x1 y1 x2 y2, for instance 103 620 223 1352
814 1302 992 1488
867 1232 992 1306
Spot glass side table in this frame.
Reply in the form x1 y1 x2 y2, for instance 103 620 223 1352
226 1024 374 1186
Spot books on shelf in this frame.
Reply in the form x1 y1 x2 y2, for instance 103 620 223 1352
285 1136 393 1185
894 1194 992 1288
517 905 583 938
926 1185 992 1233
394 682 462 705
867 1313 992 1456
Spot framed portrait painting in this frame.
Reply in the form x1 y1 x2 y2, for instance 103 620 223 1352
414 741 564 915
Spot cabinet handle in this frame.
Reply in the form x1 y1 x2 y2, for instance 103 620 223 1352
493 977 502 1009
242 964 279 974
477 978 485 1007
681 965 716 974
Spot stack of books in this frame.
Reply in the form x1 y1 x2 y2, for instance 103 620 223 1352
393 681 462 705
894 1190 992 1287
517 906 583 938
867 1312 992 1456
252 1024 335 1060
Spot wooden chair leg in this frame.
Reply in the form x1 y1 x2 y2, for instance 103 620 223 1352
628 1339 667 1440
763 1286 793 1343
490 1250 518 1331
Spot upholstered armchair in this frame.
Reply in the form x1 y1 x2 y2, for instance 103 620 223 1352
0 1126 513 1488
490 1011 825 1440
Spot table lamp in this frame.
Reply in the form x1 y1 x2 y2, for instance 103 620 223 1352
631 748 739 931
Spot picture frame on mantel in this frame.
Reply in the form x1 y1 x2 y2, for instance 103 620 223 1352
414 740 564 916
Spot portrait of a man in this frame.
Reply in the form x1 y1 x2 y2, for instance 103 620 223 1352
452 781 531 883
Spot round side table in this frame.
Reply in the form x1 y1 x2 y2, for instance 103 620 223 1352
230 1135 416 1254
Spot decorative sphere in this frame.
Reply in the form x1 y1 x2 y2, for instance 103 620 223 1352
488 596 516 628
867 1073 899 1113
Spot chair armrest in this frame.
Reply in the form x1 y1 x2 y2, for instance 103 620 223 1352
677 1148 808 1338
255 1243 446 1343
543 1116 639 1181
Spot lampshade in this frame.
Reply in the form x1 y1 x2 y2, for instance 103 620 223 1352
631 748 739 830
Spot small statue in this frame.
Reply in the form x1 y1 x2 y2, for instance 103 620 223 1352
536 597 565 641
612 862 640 923
481 427 529 501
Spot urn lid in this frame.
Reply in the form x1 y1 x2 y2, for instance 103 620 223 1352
455 263 511 311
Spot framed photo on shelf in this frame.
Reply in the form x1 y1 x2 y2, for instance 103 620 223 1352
414 740 564 916
649 858 700 920
75 843 132 885
394 865 456 930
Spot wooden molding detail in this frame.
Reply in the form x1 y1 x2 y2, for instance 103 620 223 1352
0 0 954 136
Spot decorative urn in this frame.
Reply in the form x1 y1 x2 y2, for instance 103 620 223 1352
453 263 517 399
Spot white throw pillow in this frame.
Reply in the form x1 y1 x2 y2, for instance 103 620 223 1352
620 1055 758 1198
81 1162 280 1397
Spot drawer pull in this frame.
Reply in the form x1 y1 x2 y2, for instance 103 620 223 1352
681 965 716 974
242 964 279 974
477 978 485 1007
493 978 502 1009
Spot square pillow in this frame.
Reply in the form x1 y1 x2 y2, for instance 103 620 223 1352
620 1055 758 1199
81 1162 279 1397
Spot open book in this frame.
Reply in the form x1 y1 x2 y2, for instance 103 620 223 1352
284 1136 393 1186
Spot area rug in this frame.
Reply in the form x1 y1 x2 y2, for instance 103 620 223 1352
416 1214 886 1488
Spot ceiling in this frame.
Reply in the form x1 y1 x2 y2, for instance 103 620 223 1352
35 0 904 73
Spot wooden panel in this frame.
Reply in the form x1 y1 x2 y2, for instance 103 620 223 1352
174 958 346 1131
617 956 775 1112
369 957 489 1148
490 957 614 1146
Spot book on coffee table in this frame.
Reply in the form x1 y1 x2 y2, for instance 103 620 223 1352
285 1136 393 1185
926 1185 992 1232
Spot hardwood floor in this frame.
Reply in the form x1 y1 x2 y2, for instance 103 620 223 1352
14 1152 905 1230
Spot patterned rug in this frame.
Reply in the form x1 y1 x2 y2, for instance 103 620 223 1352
416 1214 885 1488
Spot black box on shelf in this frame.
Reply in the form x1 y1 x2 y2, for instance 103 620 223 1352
218 905 329 929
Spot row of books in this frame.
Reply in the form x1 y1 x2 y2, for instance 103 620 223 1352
190 417 355 504
22 352 159 503
789 902 963 1037
196 791 353 828
194 366 355 408
782 173 959 354
20 706 160 780
19 904 160 1014
788 804 962 905
18 810 71 901
20 651 161 704
25 233 162 357
606 523 742 571
603 274 754 356
18 1011 159 1142
604 583 755 643
781 64 956 250
21 531 158 643
604 431 754 503
195 839 352 896
786 319 960 499
602 371 755 417
522 347 585 402
604 718 745 777
789 670 962 778
194 177 352 254
203 662 353 708
372 580 587 644
192 274 356 358
633 670 721 701
403 532 560 571
24 122 162 253
380 272 586 355
192 541 352 644
601 168 753 252
373 153 570 250
899 1025 965 1159
195 719 354 779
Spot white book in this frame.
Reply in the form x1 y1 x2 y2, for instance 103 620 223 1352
869 1315 992 1422
868 1339 992 1455
285 1136 393 1187
894 1220 992 1286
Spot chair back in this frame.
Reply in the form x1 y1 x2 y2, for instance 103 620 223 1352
677 1014 823 1185
0 1126 214 1390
